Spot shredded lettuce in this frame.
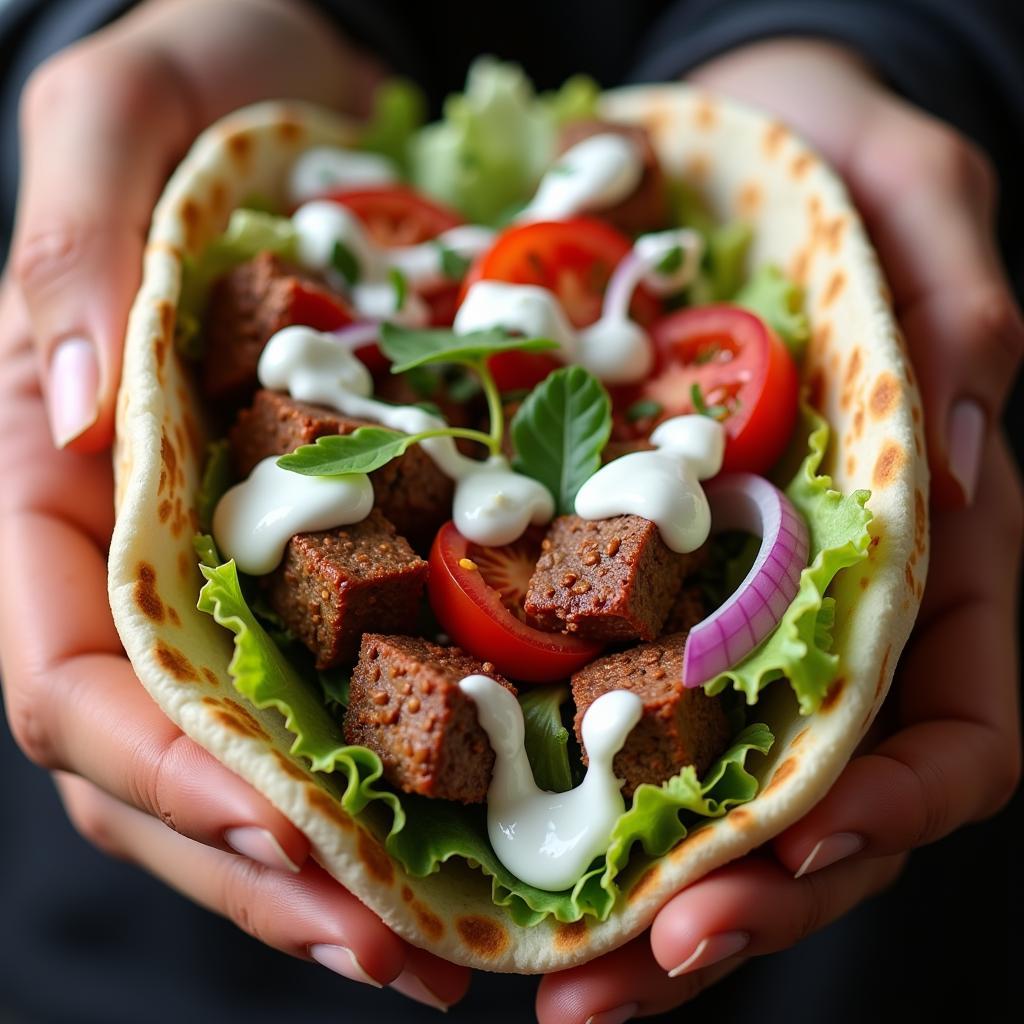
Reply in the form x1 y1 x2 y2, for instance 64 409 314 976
359 78 426 172
704 403 873 714
735 265 810 359
409 57 598 225
519 685 574 793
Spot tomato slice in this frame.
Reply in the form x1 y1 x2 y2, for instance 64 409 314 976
461 217 661 392
428 522 603 683
326 186 463 247
617 304 799 475
288 282 389 375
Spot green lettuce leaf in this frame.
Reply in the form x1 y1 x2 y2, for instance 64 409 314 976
359 78 426 172
734 265 810 359
511 366 612 515
704 403 873 714
519 685 573 793
409 58 595 225
196 441 233 531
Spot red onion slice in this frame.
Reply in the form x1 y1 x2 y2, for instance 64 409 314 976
682 473 809 688
330 322 380 350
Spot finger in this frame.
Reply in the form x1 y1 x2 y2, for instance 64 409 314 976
650 853 905 978
774 435 1022 876
536 933 744 1024
12 40 195 453
848 107 1024 506
54 774 407 990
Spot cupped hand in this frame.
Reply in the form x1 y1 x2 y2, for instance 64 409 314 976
0 0 468 1009
537 39 1022 1023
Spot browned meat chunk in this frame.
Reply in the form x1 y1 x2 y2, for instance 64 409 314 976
571 634 730 796
265 511 427 669
661 584 707 637
344 634 516 803
558 119 669 236
230 389 454 552
202 252 347 405
524 515 690 642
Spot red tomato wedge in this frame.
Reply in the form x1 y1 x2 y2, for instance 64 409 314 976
428 522 602 683
288 281 390 375
619 304 799 475
461 217 661 392
326 186 463 247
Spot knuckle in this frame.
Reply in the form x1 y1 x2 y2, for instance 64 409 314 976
5 686 61 770
128 730 188 833
794 870 832 944
12 222 94 301
961 284 1024 369
218 861 269 945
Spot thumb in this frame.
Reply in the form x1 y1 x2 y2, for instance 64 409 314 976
11 44 192 453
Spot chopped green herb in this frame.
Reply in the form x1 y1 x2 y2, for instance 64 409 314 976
694 345 720 365
436 242 472 280
655 245 684 275
626 398 663 423
389 266 408 309
330 240 360 285
690 382 730 421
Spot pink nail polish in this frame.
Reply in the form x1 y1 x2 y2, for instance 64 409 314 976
794 832 865 878
586 1003 639 1024
668 931 750 977
947 399 986 505
47 337 99 448
224 826 302 873
310 943 383 987
390 969 451 1011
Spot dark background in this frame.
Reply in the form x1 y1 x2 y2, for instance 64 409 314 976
0 1 1019 1021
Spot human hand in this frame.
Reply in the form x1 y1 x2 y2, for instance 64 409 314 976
536 39 1022 1023
0 0 468 1008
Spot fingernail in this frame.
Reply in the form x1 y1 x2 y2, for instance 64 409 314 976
586 1003 639 1024
310 943 383 988
47 337 99 448
947 398 986 505
224 826 302 873
390 969 451 1012
668 931 750 978
794 832 865 879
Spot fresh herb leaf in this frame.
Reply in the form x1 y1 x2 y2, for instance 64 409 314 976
403 364 442 399
446 369 483 404
389 266 408 309
520 685 573 793
655 245 683 275
689 382 729 421
436 242 472 280
511 366 612 516
626 398 663 423
379 323 557 373
331 240 360 285
277 427 419 476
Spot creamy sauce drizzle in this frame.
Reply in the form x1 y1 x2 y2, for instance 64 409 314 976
288 146 398 206
452 228 702 384
575 415 725 553
459 675 642 891
212 327 553 569
517 133 643 222
290 202 493 326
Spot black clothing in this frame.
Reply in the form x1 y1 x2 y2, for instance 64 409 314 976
0 1 1018 1021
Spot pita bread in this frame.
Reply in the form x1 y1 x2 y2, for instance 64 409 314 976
108 86 928 972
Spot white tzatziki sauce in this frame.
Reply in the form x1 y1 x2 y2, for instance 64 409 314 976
288 146 398 206
574 415 725 553
517 133 643 223
211 327 554 569
459 675 643 892
290 203 493 326
451 228 702 385
213 459 374 576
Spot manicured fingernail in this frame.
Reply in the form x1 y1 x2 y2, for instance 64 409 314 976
668 931 749 977
586 1003 639 1024
310 943 383 987
390 969 451 1011
47 337 99 448
947 398 985 505
224 826 302 873
795 832 865 878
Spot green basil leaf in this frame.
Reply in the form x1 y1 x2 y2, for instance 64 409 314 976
511 366 611 516
520 685 573 793
379 323 557 373
331 240 360 285
277 426 418 476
